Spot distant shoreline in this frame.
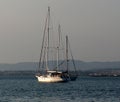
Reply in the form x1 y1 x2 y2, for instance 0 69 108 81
0 70 120 77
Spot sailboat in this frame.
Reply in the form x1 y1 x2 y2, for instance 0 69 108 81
35 7 77 83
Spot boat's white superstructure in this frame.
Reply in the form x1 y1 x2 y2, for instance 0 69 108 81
36 71 68 83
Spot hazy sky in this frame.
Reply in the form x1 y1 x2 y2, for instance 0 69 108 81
0 0 120 63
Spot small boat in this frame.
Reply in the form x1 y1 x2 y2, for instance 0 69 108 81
36 7 77 83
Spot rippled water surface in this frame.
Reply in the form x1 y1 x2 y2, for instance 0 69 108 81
0 76 120 102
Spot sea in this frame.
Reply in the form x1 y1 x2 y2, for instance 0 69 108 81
0 76 120 102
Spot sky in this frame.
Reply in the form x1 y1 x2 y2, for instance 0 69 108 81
0 0 120 63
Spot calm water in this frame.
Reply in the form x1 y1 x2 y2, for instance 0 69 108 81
0 76 120 102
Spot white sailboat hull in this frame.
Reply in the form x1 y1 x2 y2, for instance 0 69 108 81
36 75 67 83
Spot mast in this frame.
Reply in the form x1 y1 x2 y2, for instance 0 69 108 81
66 35 69 72
58 24 61 47
56 24 61 71
38 10 48 73
46 7 50 71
